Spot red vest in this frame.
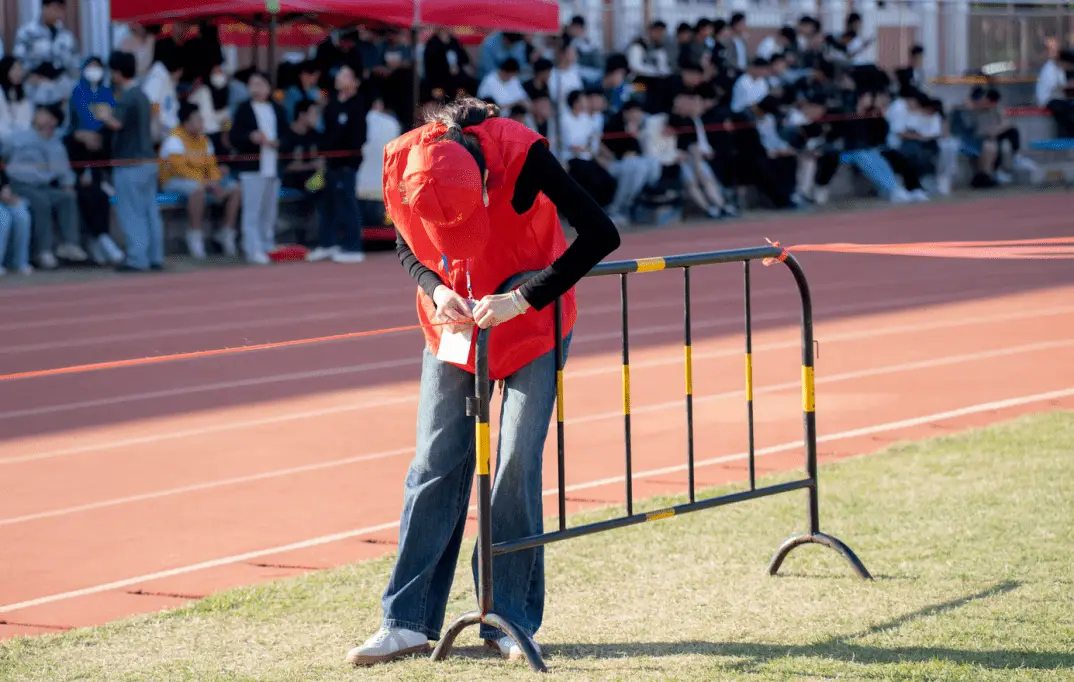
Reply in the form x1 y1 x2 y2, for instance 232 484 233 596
384 118 577 380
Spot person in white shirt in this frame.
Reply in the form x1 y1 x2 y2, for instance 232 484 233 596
558 89 596 161
757 26 795 63
476 58 529 109
731 58 771 114
728 13 749 72
356 98 402 213
844 13 876 66
625 22 672 79
142 57 183 143
0 57 34 154
1037 46 1073 136
229 71 287 264
549 45 585 112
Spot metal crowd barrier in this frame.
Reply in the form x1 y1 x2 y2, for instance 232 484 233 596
430 246 872 673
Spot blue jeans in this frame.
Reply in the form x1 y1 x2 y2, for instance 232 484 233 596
382 334 572 642
0 200 32 271
114 163 164 270
842 148 900 196
318 167 363 253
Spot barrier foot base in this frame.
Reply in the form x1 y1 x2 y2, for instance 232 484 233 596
430 610 548 673
767 532 872 580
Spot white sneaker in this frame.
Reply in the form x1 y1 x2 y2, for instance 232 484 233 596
910 189 930 202
186 231 207 260
345 627 429 666
98 234 125 265
17 265 33 276
332 250 367 264
890 187 913 204
995 170 1013 185
87 238 108 266
37 251 59 270
306 246 340 262
56 243 88 262
0 266 6 277
216 228 238 257
813 186 830 206
937 175 952 196
246 252 271 266
485 635 542 662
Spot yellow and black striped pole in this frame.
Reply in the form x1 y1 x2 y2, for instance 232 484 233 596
620 273 633 516
683 267 696 503
744 261 756 490
472 329 494 616
553 298 566 532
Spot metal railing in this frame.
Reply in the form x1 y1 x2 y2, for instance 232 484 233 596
430 245 871 673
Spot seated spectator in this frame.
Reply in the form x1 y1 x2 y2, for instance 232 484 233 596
564 16 603 86
598 99 661 225
782 94 842 205
674 22 697 70
5 104 86 269
895 44 927 92
230 71 286 265
601 53 631 114
142 55 183 142
627 21 673 113
668 91 730 218
527 92 557 151
190 65 239 153
66 56 123 266
12 0 79 106
753 95 801 205
94 50 164 273
1036 46 1073 136
280 98 323 192
953 87 1041 188
560 89 616 207
886 87 940 191
159 101 241 259
832 89 918 203
728 13 749 72
757 26 797 63
477 58 529 109
731 58 771 114
523 58 553 103
844 13 875 66
0 57 33 153
356 97 401 227
791 56 837 109
423 28 477 102
284 60 324 122
549 45 585 110
0 168 33 275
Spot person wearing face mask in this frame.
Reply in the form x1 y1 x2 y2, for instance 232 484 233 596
65 56 124 266
191 64 236 156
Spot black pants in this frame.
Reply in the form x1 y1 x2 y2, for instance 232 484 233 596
1047 99 1074 137
881 148 922 191
727 123 795 208
815 151 842 187
64 133 112 238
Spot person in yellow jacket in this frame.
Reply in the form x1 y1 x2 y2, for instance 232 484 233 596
159 101 241 259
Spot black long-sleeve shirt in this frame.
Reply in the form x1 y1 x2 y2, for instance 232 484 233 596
396 140 620 311
321 93 368 170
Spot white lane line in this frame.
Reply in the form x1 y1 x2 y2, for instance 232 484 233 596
2 386 1071 616
4 303 1073 464
3 337 1071 524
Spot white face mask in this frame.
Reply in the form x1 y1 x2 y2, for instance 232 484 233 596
84 66 104 84
210 73 228 89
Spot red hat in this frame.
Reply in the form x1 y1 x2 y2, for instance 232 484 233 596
402 140 489 260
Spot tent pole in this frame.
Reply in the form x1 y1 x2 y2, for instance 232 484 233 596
268 12 279 87
411 0 421 129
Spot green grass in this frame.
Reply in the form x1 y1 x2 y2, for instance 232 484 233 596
4 413 1074 681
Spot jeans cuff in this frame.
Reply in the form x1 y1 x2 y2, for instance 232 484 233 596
382 618 441 642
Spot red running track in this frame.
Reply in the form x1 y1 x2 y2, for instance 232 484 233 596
1 193 1073 638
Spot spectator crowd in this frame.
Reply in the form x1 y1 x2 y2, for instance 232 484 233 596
1 0 1073 277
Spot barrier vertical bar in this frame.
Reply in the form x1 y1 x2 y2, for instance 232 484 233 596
744 261 756 491
683 267 695 503
621 273 633 517
554 298 566 532
473 330 494 616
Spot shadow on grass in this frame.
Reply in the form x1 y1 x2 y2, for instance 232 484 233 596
551 581 1073 671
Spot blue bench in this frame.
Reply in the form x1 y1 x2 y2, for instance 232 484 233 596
107 187 307 207
1029 138 1074 151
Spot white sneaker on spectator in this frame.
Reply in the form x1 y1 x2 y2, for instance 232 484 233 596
485 635 541 662
0 266 6 276
98 234 125 264
37 251 59 270
910 189 930 202
890 187 913 204
186 231 207 260
1014 156 1045 184
995 170 1013 185
56 243 88 262
246 252 271 266
332 250 366 264
345 627 429 666
705 206 722 220
812 187 830 206
937 175 952 196
87 238 108 266
17 265 33 275
306 246 340 262
216 228 238 257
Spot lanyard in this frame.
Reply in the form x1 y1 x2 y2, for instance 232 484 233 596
442 254 474 302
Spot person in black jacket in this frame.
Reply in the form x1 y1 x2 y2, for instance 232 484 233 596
229 71 289 265
306 60 368 264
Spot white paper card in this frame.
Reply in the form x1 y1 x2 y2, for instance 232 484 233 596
436 326 473 364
